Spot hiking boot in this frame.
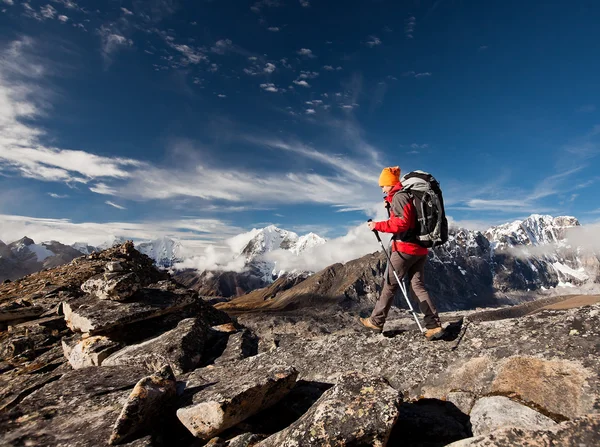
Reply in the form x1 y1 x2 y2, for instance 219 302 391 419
424 326 444 341
359 317 383 333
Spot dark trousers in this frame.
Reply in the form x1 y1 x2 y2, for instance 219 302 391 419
370 251 441 329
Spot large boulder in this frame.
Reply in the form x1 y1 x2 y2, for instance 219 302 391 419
469 396 557 436
102 318 210 374
177 359 298 439
258 372 401 447
447 414 600 447
420 356 596 421
489 356 593 420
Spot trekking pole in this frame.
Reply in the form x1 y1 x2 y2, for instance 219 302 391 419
368 220 425 333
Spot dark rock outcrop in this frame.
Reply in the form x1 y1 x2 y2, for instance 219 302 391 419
0 365 150 447
102 318 210 374
109 365 177 445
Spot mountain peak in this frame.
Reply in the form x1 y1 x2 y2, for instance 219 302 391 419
12 236 35 247
485 214 581 250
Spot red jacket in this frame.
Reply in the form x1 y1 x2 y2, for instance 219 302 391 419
373 182 429 256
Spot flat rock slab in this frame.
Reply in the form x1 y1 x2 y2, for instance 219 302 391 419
103 318 210 374
177 359 298 439
0 305 44 323
63 287 198 334
258 371 401 447
447 414 600 447
0 365 151 447
469 396 557 436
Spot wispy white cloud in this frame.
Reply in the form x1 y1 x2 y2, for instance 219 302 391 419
366 36 382 47
48 193 68 199
405 15 416 39
40 4 57 19
297 48 315 58
403 71 432 78
305 108 316 115
121 7 133 15
293 79 310 88
0 38 142 184
264 62 276 73
251 0 280 14
106 200 126 210
299 0 310 7
97 25 133 62
51 0 79 9
267 26 280 32
298 70 318 79
260 83 281 93
58 14 68 22
211 39 233 54
2 0 14 5
0 213 244 247
89 183 118 195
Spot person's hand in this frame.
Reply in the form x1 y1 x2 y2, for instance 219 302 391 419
367 221 377 231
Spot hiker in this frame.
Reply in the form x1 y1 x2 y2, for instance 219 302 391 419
360 166 444 340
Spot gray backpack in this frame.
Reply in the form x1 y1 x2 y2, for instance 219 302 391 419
397 170 448 248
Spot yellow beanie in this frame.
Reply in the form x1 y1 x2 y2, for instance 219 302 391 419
378 166 401 186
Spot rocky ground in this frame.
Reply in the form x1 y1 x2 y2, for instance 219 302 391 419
0 242 598 446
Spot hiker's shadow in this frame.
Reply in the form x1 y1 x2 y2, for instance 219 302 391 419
382 329 409 338
440 318 464 341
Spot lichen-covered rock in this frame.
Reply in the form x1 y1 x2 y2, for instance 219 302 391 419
109 365 177 445
490 357 593 420
258 372 400 447
447 391 476 415
421 356 496 399
102 318 210 374
469 396 557 436
447 414 600 447
62 334 121 368
63 287 198 334
0 365 150 447
214 329 258 365
106 262 124 273
81 272 141 301
177 361 298 439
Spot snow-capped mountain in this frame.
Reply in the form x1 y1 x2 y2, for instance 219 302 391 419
0 237 83 282
137 237 184 268
426 214 598 307
484 214 580 250
237 225 327 281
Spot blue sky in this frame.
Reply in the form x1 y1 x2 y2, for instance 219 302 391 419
0 0 599 248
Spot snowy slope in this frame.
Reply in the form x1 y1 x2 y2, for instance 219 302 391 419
137 237 183 268
9 237 54 262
